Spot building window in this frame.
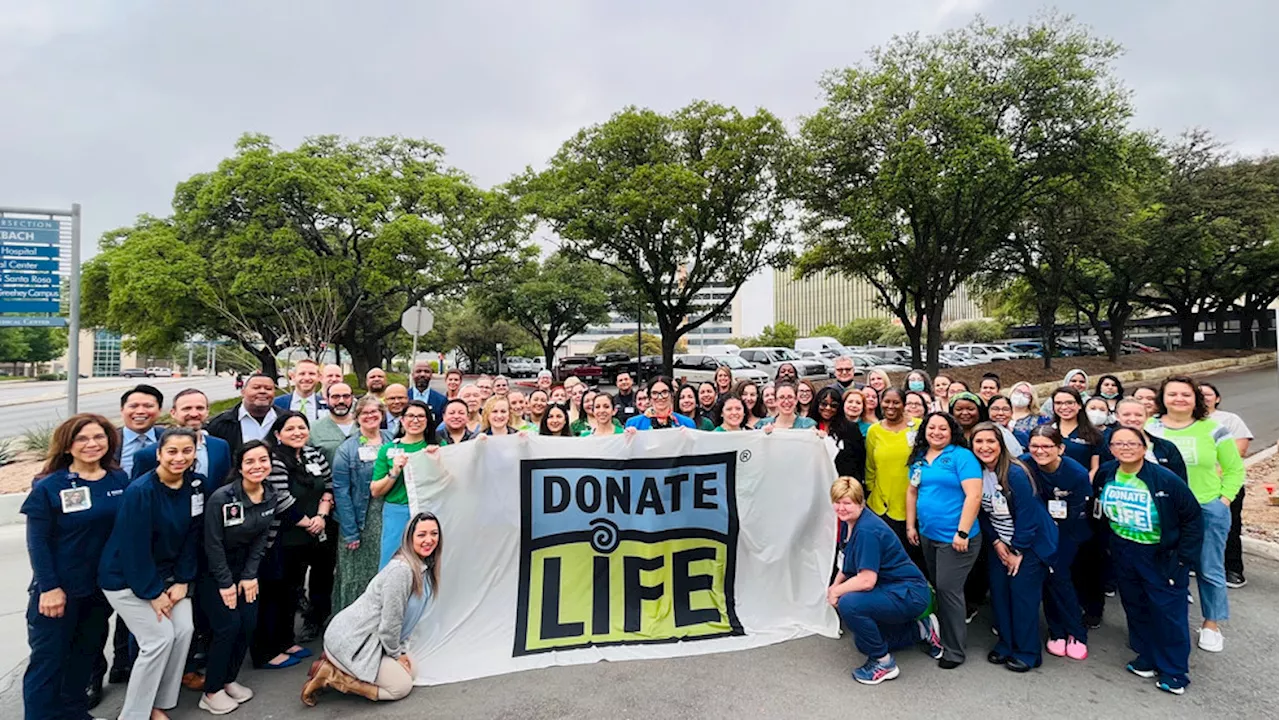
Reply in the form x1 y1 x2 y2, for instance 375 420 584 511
92 330 122 377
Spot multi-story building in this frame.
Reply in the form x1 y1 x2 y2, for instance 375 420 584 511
563 282 744 356
773 268 983 336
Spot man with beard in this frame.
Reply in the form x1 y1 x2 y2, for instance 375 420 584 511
613 371 640 424
310 382 357 464
410 360 447 421
365 367 388 403
207 373 279 457
382 383 410 435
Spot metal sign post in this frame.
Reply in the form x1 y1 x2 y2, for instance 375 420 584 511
0 204 80 415
400 305 435 364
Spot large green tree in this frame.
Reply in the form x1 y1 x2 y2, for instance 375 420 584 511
445 304 528 371
474 252 621 368
792 15 1132 374
520 101 793 374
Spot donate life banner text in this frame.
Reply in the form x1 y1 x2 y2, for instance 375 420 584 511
403 428 840 685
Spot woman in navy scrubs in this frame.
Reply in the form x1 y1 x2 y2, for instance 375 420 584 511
970 423 1057 672
1049 387 1103 478
23 414 130 720
1050 386 1108 629
1098 427 1202 695
1023 426 1093 661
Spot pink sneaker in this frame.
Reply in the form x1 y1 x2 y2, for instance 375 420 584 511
1066 637 1088 660
1046 638 1067 657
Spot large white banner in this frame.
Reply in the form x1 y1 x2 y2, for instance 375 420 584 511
403 428 840 685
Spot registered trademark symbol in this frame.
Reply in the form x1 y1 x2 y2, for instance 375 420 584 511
739 450 752 463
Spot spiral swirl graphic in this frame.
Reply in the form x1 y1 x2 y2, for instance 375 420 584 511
588 518 621 554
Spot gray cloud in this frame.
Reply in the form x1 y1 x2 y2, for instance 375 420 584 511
0 0 1273 333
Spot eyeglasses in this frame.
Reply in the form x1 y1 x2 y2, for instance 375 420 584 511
1109 441 1143 450
73 433 109 445
1027 444 1057 452
818 401 839 408
403 414 429 422
358 410 383 417
328 393 354 400
835 368 853 374
650 390 671 399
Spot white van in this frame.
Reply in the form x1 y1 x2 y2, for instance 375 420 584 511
703 344 741 356
795 336 847 354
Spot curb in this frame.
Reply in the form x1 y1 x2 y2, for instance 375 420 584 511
1244 443 1278 467
0 491 24 526
1242 536 1279 561
1029 352 1277 400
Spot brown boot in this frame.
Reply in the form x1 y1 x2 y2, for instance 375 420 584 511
300 658 338 707
326 665 382 702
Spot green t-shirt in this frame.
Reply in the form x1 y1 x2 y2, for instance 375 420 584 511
1146 417 1245 505
576 424 624 437
1102 470 1161 544
372 438 428 505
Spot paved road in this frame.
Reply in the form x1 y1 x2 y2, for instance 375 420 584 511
1199 365 1278 454
0 376 238 441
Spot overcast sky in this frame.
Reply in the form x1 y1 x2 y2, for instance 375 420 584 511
1 0 1275 334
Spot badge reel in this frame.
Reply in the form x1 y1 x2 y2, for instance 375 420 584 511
1048 499 1068 520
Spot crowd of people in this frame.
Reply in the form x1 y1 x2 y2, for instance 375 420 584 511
21 356 1253 717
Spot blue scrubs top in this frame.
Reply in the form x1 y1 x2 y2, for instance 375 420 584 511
22 468 132 597
912 444 983 544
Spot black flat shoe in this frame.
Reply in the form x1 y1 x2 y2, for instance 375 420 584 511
86 681 103 710
987 650 1009 665
938 658 963 670
108 665 131 684
1005 658 1032 673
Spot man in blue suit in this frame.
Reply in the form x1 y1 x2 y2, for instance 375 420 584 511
131 388 232 485
410 360 447 421
273 357 326 423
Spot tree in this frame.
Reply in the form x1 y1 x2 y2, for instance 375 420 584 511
840 318 892 346
474 252 620 368
594 332 667 357
754 322 799 348
445 305 527 372
810 323 844 340
792 15 1132 374
944 320 1007 343
521 101 793 374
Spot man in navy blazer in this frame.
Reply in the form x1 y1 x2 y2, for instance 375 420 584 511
273 357 327 423
410 360 447 421
131 388 233 485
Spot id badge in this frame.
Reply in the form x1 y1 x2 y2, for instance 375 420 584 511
305 463 322 476
1048 499 1068 520
992 494 1010 516
191 492 205 517
60 486 92 513
358 445 378 462
1092 497 1103 520
222 502 245 527
387 448 405 459
909 465 923 488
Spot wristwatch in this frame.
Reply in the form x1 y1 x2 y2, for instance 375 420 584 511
956 530 969 540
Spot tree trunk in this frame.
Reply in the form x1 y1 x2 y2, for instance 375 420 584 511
925 307 945 377
660 330 679 378
1037 302 1057 371
1238 309 1256 349
252 346 278 380
1211 304 1229 349
902 322 923 371
1106 310 1131 363
1176 307 1199 347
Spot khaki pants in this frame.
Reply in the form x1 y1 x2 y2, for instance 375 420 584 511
103 590 194 719
329 651 414 701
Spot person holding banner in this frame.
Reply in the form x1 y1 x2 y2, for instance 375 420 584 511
302 512 441 706
971 423 1058 673
540 404 575 436
714 395 750 432
580 394 625 436
481 396 518 436
905 412 982 669
370 400 436 569
677 385 715 431
626 378 696 430
828 477 940 685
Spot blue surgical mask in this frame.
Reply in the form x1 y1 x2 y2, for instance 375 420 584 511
908 380 925 392
1101 391 1118 399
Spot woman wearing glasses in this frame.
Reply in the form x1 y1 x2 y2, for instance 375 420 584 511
626 377 697 430
303 512 442 706
370 400 436 570
1097 427 1202 695
1023 426 1092 661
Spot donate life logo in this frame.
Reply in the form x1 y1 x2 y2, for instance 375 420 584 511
514 451 745 656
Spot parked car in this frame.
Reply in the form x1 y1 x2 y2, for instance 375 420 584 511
505 357 536 378
937 350 984 368
703 344 742 356
554 355 603 384
145 367 173 378
857 346 915 366
594 352 634 380
944 343 1021 363
795 336 848 354
671 354 769 386
633 355 664 382
737 347 828 381
120 367 148 378
795 349 837 377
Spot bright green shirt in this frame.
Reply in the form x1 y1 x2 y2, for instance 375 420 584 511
1102 470 1161 544
372 438 428 505
1147 417 1245 504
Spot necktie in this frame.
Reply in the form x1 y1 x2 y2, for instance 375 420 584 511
300 396 308 415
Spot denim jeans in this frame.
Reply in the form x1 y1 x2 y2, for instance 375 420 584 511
1197 499 1231 622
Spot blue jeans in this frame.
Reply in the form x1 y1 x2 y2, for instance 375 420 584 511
1197 499 1230 622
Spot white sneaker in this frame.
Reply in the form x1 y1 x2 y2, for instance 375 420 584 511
1197 627 1224 653
224 682 254 703
199 689 239 715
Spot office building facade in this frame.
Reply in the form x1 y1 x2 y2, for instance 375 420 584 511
773 268 983 335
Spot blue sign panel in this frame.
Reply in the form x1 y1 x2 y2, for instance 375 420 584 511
0 301 60 313
0 258 59 272
0 218 60 246
0 316 66 327
0 272 57 286
0 243 60 259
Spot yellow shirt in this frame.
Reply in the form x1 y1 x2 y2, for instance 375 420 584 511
864 419 920 521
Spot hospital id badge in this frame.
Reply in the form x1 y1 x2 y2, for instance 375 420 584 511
60 486 92 513
1048 499 1068 520
222 502 245 527
992 494 1010 516
1092 497 1103 520
306 463 322 476
358 445 378 462
386 448 405 459
909 465 923 488
191 492 205 517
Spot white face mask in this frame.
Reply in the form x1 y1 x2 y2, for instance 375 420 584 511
1086 410 1110 426
1011 392 1031 409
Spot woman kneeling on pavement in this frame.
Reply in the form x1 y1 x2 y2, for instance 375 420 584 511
302 511 441 706
970 423 1058 673
1099 426 1202 696
828 477 940 686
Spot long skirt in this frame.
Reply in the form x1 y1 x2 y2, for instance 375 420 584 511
334 496 386 614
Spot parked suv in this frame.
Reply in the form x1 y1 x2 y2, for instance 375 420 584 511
505 357 536 378
671 354 768 386
738 347 828 381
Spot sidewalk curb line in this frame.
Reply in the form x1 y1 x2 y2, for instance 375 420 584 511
1244 444 1278 467
1242 536 1279 561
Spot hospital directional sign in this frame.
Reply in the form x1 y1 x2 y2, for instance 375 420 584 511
0 218 62 313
